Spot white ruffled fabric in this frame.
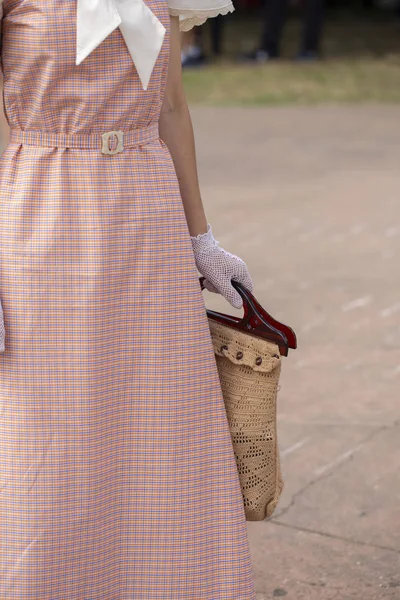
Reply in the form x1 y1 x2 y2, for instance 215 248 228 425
168 0 234 31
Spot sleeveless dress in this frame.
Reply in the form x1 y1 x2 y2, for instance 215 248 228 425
0 1 257 599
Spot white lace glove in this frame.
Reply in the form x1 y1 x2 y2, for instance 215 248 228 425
191 224 254 309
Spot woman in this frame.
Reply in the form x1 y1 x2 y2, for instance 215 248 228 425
0 0 257 598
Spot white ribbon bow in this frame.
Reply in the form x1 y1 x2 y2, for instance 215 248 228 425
76 0 166 91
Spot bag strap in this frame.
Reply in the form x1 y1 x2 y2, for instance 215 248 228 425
200 277 297 357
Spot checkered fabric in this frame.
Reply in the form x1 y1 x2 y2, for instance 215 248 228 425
0 1 256 599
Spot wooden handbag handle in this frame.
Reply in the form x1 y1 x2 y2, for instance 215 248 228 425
200 277 297 357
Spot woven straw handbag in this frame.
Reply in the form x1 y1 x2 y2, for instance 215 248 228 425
201 279 297 521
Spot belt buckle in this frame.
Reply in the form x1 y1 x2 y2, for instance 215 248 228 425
101 130 124 155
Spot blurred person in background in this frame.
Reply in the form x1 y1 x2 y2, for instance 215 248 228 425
240 0 326 62
181 27 207 66
181 16 224 67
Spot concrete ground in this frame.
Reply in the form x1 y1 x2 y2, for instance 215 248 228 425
190 105 400 600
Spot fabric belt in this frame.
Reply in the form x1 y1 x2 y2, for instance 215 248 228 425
9 123 160 155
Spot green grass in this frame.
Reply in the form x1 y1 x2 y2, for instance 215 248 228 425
183 58 400 105
182 11 400 105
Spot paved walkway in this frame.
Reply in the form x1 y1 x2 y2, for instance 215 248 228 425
190 105 400 600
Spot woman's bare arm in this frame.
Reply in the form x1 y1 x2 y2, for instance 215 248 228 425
158 16 208 237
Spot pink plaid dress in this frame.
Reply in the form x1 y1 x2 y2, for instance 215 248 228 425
0 1 256 599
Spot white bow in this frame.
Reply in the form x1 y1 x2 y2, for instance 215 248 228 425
76 0 166 91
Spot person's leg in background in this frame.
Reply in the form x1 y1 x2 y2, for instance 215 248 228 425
297 0 326 59
181 27 207 67
210 15 224 56
182 17 224 67
239 0 290 62
260 0 290 57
